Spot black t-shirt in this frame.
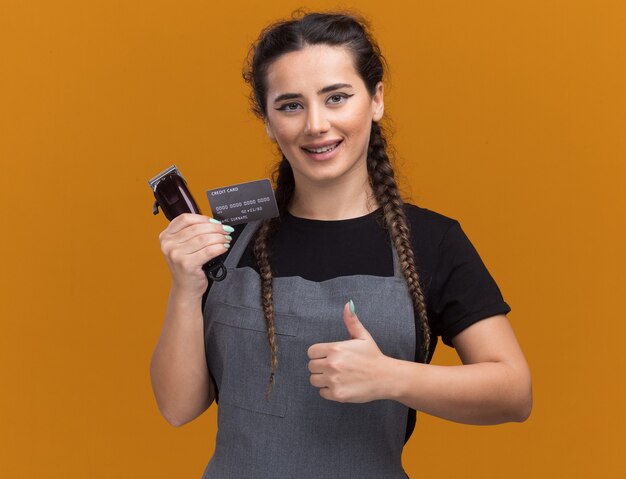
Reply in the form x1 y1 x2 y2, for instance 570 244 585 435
203 203 510 349
202 203 510 443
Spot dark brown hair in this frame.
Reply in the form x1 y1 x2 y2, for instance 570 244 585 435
243 12 431 392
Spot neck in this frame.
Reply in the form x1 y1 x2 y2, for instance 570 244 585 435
288 170 378 220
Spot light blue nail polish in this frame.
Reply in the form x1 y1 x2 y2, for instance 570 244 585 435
349 300 355 316
209 218 222 224
225 235 232 241
223 225 235 233
223 243 230 249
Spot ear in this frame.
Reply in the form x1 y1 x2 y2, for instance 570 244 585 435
371 82 385 122
264 120 276 141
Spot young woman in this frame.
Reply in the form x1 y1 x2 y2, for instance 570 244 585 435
150 12 532 478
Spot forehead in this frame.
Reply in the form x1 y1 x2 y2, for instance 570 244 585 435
265 45 362 96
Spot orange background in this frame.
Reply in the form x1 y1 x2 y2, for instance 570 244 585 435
1 0 625 477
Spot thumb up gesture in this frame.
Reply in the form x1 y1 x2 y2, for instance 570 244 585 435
307 301 392 403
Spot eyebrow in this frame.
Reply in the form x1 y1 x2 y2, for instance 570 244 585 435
272 83 353 104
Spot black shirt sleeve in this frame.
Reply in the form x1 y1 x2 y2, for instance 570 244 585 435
428 220 511 346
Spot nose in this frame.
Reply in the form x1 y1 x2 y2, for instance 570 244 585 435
304 105 330 136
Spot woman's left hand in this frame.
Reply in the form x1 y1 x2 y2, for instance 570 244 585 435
307 301 393 403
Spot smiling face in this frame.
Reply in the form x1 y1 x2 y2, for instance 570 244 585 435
263 44 384 188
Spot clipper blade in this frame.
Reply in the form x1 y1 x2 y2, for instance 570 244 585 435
148 165 183 191
148 164 200 220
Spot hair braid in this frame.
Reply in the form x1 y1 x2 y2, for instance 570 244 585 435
244 12 433 391
367 122 431 362
252 157 294 395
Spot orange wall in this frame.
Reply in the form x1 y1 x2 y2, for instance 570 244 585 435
1 1 624 477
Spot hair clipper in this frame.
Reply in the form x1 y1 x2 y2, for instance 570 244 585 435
148 165 227 281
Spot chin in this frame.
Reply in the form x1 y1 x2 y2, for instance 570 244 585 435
295 159 363 183
298 165 354 184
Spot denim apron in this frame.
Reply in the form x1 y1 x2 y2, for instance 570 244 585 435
202 220 416 478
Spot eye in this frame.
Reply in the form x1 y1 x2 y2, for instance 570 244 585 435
326 93 354 105
276 102 302 112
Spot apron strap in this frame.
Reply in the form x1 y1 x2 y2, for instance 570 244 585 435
391 244 403 279
223 220 262 269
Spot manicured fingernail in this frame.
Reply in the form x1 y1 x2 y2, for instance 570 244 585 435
225 235 232 241
209 218 222 224
223 243 230 249
223 225 235 233
349 300 355 316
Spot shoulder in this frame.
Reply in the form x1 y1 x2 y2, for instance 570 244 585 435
403 202 491 269
403 202 459 247
403 203 458 231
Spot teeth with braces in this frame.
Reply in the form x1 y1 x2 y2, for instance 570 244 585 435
305 142 340 153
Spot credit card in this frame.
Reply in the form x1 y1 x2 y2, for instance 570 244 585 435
206 179 279 225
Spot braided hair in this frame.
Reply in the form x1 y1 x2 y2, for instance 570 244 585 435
243 12 431 392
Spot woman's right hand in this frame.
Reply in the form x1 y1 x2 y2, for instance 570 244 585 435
159 214 233 298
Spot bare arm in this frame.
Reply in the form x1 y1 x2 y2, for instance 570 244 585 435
150 288 215 427
309 307 532 425
386 315 532 424
149 214 231 427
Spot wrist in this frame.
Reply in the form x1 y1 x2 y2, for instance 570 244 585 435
374 355 406 401
168 285 205 307
377 356 416 403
